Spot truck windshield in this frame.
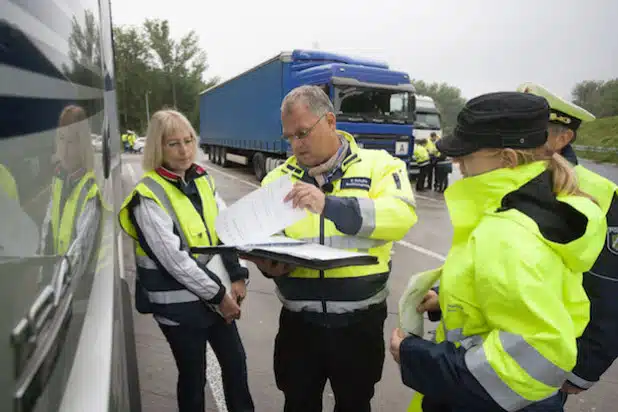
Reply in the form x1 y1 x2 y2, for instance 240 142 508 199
334 86 413 124
414 112 441 130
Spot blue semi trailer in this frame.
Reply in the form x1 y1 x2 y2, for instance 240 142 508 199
199 49 416 181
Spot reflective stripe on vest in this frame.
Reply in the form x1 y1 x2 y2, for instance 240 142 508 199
51 173 97 254
439 323 567 411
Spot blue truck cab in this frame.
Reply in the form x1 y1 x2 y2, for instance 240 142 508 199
200 49 416 181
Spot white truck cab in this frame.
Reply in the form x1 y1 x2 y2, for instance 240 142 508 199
409 95 442 178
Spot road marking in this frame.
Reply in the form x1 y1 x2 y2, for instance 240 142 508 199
125 163 137 183
201 162 260 189
396 240 446 262
202 162 447 262
122 159 228 412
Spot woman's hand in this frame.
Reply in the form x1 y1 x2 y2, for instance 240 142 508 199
231 280 247 305
417 290 439 313
218 293 241 324
390 328 407 364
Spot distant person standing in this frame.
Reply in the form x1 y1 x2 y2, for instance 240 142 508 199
413 138 431 191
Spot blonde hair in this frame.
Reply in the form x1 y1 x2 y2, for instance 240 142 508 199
142 109 199 171
491 147 597 203
56 105 94 171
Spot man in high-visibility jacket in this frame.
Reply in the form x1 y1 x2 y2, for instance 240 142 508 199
413 139 431 191
245 85 418 412
518 83 618 402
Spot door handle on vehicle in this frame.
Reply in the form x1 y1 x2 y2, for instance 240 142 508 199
27 285 55 335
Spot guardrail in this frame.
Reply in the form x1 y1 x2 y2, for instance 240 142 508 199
573 144 618 154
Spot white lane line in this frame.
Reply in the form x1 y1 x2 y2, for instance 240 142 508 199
396 240 446 262
125 163 137 184
415 193 441 203
202 163 260 189
122 159 228 412
202 162 447 262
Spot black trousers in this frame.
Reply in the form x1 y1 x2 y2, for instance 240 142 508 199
273 307 387 412
159 320 254 412
416 165 431 191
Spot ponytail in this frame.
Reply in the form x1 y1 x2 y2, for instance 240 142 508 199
494 148 598 205
547 152 598 204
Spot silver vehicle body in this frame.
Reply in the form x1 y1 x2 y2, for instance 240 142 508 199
1 0 141 411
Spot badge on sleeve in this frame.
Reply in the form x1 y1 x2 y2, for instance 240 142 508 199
608 227 618 255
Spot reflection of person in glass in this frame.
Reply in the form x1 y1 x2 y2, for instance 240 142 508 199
40 105 100 268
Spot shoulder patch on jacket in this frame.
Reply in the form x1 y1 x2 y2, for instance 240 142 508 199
340 177 372 191
608 227 618 255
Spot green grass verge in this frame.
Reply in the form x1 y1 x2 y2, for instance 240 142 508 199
574 115 618 164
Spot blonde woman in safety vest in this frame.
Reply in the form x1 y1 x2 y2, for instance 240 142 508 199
390 92 606 412
118 109 254 412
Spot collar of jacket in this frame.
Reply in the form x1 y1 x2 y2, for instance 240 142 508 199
444 161 548 233
283 130 363 179
155 164 206 184
54 165 88 185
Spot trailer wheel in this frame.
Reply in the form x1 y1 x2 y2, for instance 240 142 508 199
252 152 266 182
215 147 223 165
220 147 229 168
209 146 216 163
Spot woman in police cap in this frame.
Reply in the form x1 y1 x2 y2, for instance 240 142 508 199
390 91 607 412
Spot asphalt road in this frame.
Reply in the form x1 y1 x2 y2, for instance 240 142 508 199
121 153 617 412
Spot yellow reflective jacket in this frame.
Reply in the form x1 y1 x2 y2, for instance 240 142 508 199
0 164 18 201
403 161 606 412
50 170 99 254
413 144 430 164
261 131 417 324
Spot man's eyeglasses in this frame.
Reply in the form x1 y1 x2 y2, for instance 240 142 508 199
281 113 326 142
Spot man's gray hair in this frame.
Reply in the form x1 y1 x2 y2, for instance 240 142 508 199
281 85 335 117
547 123 572 137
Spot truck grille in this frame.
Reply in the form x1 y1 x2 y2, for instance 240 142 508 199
355 134 405 153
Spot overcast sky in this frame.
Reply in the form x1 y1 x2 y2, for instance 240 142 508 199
109 0 618 101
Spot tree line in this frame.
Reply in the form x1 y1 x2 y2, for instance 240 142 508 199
113 19 218 135
112 19 617 136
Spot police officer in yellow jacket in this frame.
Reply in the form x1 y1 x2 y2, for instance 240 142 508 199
518 83 618 400
118 109 254 412
245 85 418 412
390 92 606 412
413 139 431 191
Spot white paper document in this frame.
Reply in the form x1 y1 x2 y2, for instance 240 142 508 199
215 174 307 245
398 268 442 337
200 175 378 270
205 254 232 316
249 241 371 260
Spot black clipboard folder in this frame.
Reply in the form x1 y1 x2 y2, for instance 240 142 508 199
191 238 378 271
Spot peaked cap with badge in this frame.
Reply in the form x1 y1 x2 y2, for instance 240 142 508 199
517 82 596 131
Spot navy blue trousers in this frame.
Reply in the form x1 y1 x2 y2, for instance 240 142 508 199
159 320 254 412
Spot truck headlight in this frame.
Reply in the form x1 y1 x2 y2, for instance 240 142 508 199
395 141 409 155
